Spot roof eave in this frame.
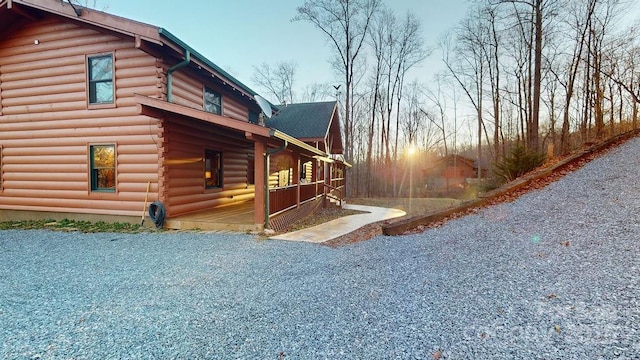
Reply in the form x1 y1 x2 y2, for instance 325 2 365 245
158 27 258 99
12 0 162 45
327 103 344 154
270 129 327 157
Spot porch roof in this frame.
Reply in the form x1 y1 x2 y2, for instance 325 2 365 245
266 101 344 154
136 95 327 158
267 102 336 139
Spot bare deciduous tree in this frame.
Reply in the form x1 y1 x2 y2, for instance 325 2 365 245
251 61 297 105
492 0 561 150
299 83 334 103
391 12 428 196
442 8 488 181
546 0 596 154
294 0 382 164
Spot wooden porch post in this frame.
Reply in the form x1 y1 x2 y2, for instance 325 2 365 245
293 150 300 208
324 161 331 207
341 163 347 198
253 141 266 227
311 157 318 197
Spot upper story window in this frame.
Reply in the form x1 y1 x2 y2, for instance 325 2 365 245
248 110 259 124
88 54 114 105
204 87 222 115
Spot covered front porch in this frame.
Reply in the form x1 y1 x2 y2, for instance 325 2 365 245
163 164 346 232
136 95 348 232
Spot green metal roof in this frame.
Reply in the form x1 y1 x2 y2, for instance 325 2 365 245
266 101 337 139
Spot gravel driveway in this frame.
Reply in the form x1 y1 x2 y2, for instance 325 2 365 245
2 138 640 359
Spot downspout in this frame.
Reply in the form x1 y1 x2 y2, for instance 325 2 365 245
264 139 288 229
167 49 191 103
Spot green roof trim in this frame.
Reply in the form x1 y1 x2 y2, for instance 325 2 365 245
158 27 258 98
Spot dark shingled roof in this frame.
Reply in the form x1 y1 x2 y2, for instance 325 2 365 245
266 101 337 139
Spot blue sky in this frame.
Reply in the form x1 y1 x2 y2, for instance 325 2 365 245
101 1 471 101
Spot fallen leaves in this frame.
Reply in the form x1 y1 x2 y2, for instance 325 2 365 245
432 349 442 360
323 221 385 247
282 208 365 233
398 132 638 235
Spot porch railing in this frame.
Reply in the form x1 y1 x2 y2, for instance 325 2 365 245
269 185 297 215
270 180 326 216
301 181 322 203
331 177 345 190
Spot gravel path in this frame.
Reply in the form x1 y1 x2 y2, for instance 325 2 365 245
2 138 640 359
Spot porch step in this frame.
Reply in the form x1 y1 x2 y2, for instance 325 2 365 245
164 218 262 232
327 195 342 208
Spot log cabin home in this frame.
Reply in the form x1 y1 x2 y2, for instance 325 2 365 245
422 154 479 196
0 0 348 231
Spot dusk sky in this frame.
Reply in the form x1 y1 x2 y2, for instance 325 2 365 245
100 0 471 101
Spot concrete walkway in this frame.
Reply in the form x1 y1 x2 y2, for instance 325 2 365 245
269 203 406 243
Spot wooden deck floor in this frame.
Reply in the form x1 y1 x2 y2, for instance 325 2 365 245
164 201 260 232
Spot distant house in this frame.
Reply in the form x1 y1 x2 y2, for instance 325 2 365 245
0 0 348 231
423 154 478 192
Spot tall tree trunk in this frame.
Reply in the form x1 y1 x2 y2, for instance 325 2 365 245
548 89 556 155
518 73 526 143
593 52 604 140
477 63 484 183
609 83 616 136
618 84 624 131
633 101 638 130
366 92 378 197
529 0 543 150
560 0 594 154
582 54 592 143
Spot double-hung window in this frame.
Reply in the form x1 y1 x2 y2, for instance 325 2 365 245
90 145 116 192
88 54 114 105
204 87 222 115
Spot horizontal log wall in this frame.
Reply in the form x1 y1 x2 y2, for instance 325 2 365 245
302 161 313 182
223 95 249 122
0 17 162 216
163 118 254 217
170 68 250 122
171 70 203 110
